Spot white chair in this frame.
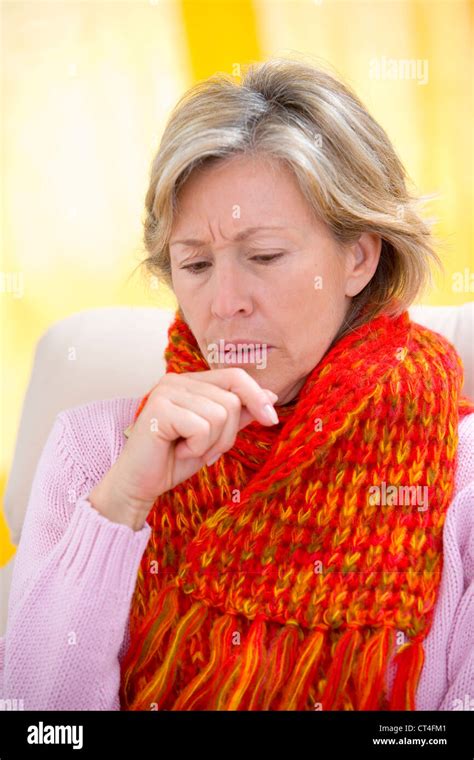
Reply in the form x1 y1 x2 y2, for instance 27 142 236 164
1 303 473 636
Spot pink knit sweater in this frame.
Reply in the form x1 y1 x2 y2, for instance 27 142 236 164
1 397 473 711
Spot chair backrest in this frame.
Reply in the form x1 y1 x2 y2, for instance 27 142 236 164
3 303 473 546
3 307 175 545
409 302 473 399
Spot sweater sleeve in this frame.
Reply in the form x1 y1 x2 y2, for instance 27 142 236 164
413 413 474 711
0 410 151 710
436 479 474 711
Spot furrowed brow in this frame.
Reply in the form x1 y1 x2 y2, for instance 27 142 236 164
169 225 289 249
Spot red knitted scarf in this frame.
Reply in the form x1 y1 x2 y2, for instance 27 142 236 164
120 309 474 711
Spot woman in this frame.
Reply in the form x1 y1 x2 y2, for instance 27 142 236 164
1 57 473 711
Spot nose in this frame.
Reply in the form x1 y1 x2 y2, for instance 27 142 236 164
210 257 253 320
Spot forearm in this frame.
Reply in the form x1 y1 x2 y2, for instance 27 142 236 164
1 496 151 710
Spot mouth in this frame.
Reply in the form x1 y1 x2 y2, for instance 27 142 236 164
208 340 274 367
221 338 273 346
211 339 274 349
204 336 274 369
222 346 274 355
223 343 274 350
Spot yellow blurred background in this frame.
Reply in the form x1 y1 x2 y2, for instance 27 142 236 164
1 0 473 565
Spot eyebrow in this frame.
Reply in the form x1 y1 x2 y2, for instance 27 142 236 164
169 225 290 249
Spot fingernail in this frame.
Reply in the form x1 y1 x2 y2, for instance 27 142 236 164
263 403 279 425
206 452 222 466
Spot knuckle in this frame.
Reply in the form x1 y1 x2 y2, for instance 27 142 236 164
147 396 171 429
226 393 241 414
196 416 212 437
212 404 229 426
154 395 172 412
233 367 248 379
149 381 168 401
221 432 237 452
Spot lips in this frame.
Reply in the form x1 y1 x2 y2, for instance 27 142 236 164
221 339 273 347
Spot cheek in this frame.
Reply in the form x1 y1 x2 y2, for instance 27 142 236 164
271 254 342 310
279 294 340 361
173 277 204 322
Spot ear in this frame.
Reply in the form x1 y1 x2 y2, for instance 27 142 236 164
344 232 382 298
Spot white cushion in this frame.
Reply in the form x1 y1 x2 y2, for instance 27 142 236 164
3 307 175 545
409 303 473 399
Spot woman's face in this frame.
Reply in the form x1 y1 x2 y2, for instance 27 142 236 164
169 154 381 405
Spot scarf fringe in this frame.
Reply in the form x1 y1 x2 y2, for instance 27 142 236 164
249 623 302 709
131 597 208 710
172 612 238 709
211 616 268 710
388 639 425 710
318 628 362 710
276 627 326 710
121 584 426 711
120 581 180 707
353 626 394 710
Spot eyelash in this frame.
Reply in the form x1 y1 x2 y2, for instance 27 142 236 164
180 252 285 274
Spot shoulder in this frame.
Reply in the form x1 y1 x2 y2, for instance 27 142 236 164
54 396 142 481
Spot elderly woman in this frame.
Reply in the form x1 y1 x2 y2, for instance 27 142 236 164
1 58 473 712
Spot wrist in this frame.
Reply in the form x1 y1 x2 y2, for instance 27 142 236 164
88 478 149 532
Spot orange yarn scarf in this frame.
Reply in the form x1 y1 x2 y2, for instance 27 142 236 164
119 309 474 711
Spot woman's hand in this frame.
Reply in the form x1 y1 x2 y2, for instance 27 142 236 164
89 368 278 530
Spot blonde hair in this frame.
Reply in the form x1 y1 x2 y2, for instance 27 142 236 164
134 55 443 342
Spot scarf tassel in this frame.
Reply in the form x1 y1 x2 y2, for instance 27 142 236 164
174 616 299 711
120 581 181 708
276 627 326 710
121 582 424 712
184 620 326 711
172 612 240 710
196 618 323 711
124 586 209 710
319 628 363 710
211 616 268 710
388 639 425 710
354 626 395 710
253 623 303 710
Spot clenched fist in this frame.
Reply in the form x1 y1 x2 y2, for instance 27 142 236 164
89 368 279 530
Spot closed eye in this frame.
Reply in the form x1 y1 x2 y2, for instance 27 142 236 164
180 252 285 274
251 253 285 263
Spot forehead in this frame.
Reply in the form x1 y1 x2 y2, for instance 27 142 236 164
177 153 293 196
171 154 315 240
